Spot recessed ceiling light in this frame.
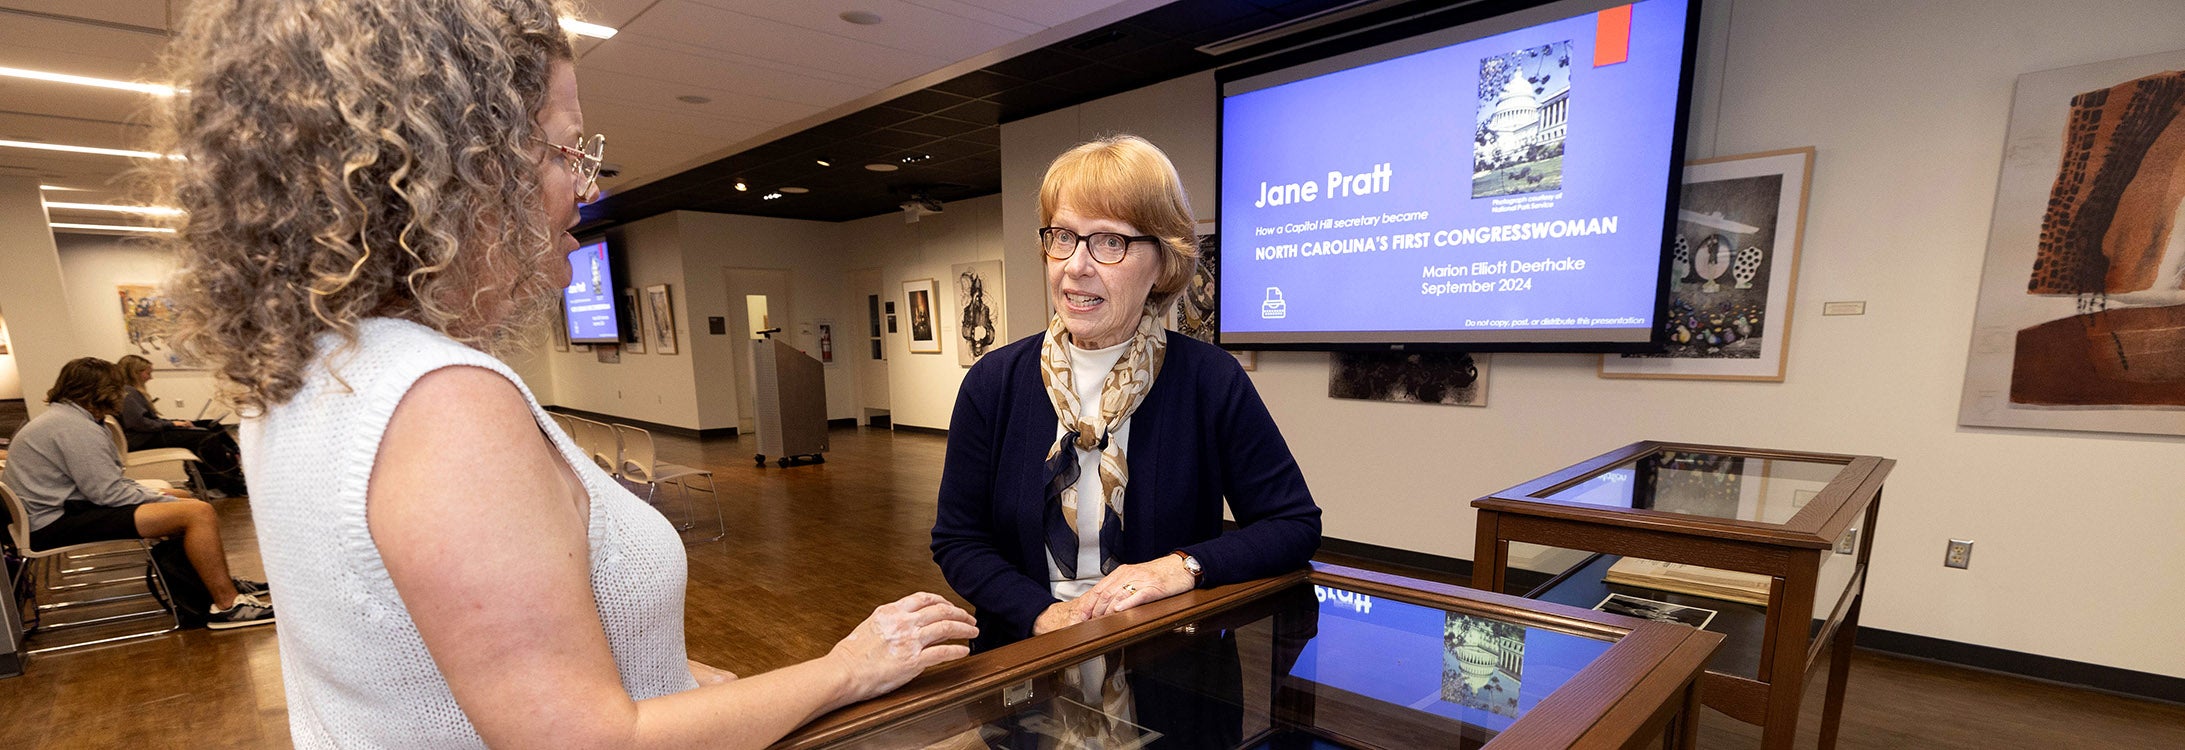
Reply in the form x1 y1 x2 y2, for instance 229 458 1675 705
864 163 899 172
44 201 184 217
560 18 618 39
839 11 883 25
778 187 809 194
815 159 832 167
49 222 174 234
733 180 748 191
675 94 711 104
0 139 173 160
0 66 176 96
762 192 784 201
899 154 931 164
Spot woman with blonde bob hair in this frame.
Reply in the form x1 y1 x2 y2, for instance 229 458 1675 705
932 134 1322 652
152 0 972 746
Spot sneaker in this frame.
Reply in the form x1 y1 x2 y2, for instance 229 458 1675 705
233 578 271 597
206 594 276 630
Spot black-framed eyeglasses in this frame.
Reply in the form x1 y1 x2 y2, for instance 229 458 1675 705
534 133 606 204
1039 226 1155 265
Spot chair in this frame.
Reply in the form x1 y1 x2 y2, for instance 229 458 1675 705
103 418 205 494
612 423 723 543
2 476 181 657
547 412 577 441
571 417 621 476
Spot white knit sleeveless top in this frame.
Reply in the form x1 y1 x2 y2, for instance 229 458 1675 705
241 318 698 748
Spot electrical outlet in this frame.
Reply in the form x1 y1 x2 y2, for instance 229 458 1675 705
1944 539 1974 569
1836 527 1858 555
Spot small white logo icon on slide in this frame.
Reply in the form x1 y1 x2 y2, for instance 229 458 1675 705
1261 288 1287 319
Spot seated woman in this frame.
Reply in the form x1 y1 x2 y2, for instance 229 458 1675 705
2 357 273 628
931 134 1323 652
115 354 246 496
153 1 973 746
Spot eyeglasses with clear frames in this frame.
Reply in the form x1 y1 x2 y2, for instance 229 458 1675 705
1038 226 1156 265
535 133 606 204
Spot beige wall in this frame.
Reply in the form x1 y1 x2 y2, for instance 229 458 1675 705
843 194 1010 430
995 0 2185 678
0 178 71 418
542 213 704 427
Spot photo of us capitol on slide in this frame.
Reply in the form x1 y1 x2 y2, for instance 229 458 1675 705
1217 0 1691 339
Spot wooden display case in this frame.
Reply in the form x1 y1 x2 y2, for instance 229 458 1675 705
1471 441 1895 750
775 564 1720 749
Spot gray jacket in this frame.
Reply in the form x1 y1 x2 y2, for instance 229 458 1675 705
2 402 165 531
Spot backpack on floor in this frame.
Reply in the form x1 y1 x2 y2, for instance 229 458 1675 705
146 538 212 628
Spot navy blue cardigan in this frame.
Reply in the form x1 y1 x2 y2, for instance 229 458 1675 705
931 330 1322 651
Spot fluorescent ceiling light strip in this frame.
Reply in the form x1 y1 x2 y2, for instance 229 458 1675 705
44 201 184 216
0 139 171 160
50 222 173 234
39 184 91 192
560 18 618 39
0 65 176 96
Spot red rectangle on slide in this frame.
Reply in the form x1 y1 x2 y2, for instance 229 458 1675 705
1595 5 1632 66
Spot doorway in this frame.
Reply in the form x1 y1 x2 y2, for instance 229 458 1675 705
848 267 889 425
721 268 793 434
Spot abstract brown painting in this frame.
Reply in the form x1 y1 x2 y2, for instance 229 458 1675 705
1962 50 2185 436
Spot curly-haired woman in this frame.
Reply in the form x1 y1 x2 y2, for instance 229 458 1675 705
152 1 973 746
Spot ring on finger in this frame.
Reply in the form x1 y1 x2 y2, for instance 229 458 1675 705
1123 583 1139 594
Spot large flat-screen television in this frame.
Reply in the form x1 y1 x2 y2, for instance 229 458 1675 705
563 237 621 344
1217 0 1700 352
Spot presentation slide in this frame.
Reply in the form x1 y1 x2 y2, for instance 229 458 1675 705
563 240 618 342
1221 0 1690 345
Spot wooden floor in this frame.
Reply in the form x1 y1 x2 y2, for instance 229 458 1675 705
4 426 2181 748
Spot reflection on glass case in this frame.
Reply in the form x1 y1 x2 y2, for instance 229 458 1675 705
786 566 1718 750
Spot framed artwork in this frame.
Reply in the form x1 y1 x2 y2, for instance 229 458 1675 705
1959 48 2185 437
116 284 195 369
1601 147 1812 381
646 284 678 355
903 278 940 354
1174 233 1220 344
619 288 645 354
550 301 569 352
1330 351 1488 407
951 261 1003 367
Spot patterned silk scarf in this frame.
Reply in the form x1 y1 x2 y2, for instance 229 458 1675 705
1039 311 1167 579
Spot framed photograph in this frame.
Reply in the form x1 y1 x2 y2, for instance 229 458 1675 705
951 261 1003 367
1594 593 1719 630
116 284 196 369
1958 49 2185 437
550 301 569 352
619 288 645 354
645 284 678 355
903 278 940 354
1600 147 1813 381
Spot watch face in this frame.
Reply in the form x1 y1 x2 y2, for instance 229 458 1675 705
1182 555 1202 575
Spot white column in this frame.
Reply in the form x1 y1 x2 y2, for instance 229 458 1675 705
0 177 74 419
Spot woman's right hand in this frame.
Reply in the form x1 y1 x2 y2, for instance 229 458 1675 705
826 592 978 703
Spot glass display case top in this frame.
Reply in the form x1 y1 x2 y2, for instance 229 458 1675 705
1538 448 1847 526
822 582 1614 749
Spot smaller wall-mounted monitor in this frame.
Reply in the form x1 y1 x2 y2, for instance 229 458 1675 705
563 238 621 344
